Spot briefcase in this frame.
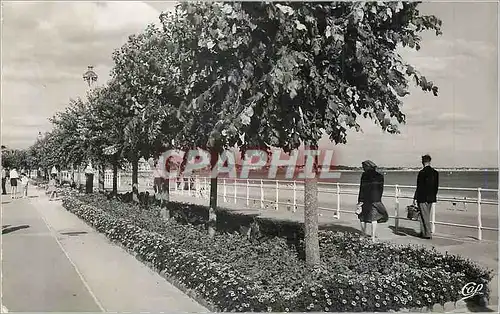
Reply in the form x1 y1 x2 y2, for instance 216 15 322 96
406 205 420 221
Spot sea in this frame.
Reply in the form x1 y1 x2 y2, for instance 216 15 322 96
321 170 498 201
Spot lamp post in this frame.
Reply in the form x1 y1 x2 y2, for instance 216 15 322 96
82 65 98 193
83 65 98 88
36 132 44 179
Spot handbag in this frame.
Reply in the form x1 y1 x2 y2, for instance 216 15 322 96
355 203 363 215
407 205 420 220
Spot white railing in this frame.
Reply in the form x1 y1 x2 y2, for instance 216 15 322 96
170 176 498 241
60 170 122 188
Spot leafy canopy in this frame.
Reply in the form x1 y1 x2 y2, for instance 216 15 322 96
165 1 441 154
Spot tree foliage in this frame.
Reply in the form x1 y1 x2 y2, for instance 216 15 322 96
171 2 441 153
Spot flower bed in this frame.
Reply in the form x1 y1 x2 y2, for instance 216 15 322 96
62 192 493 312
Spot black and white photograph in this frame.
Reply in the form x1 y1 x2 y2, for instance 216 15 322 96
1 1 498 313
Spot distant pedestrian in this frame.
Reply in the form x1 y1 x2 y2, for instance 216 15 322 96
47 174 58 200
152 160 162 196
9 168 19 199
413 154 439 239
51 166 58 183
357 160 388 242
1 167 7 195
20 173 29 198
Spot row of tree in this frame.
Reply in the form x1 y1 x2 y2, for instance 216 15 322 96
15 2 442 266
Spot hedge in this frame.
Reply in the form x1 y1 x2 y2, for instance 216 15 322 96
61 191 493 312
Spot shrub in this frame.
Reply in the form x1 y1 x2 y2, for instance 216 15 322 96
62 192 494 312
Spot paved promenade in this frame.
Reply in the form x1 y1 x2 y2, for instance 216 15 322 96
1 190 208 312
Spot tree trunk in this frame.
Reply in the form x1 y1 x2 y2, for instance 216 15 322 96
304 146 320 268
98 164 105 193
77 165 82 190
159 177 170 219
112 161 118 196
159 160 170 206
132 158 139 202
153 158 161 203
208 150 219 237
70 164 76 187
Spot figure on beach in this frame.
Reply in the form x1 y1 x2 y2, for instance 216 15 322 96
413 154 439 239
357 160 389 242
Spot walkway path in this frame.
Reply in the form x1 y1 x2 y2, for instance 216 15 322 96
1 190 208 312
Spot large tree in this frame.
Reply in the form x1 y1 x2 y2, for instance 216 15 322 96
155 6 253 235
1 149 28 170
167 1 442 266
111 25 173 201
89 82 130 196
50 97 91 186
79 86 124 193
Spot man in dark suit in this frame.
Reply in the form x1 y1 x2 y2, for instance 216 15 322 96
413 154 439 239
1 167 7 195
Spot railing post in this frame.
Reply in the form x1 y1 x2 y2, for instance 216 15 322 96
223 178 227 203
260 179 264 209
336 182 340 218
431 203 436 234
204 177 208 199
188 176 191 195
293 180 297 212
246 179 249 206
234 179 237 204
275 180 279 210
395 185 400 233
477 188 483 241
194 175 199 197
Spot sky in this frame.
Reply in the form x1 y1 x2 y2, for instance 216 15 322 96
1 1 498 168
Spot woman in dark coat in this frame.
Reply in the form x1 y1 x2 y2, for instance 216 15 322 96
357 160 388 242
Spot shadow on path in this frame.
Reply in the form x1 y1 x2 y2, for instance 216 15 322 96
321 223 365 235
2 225 30 235
388 226 420 237
467 303 496 312
60 231 88 236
